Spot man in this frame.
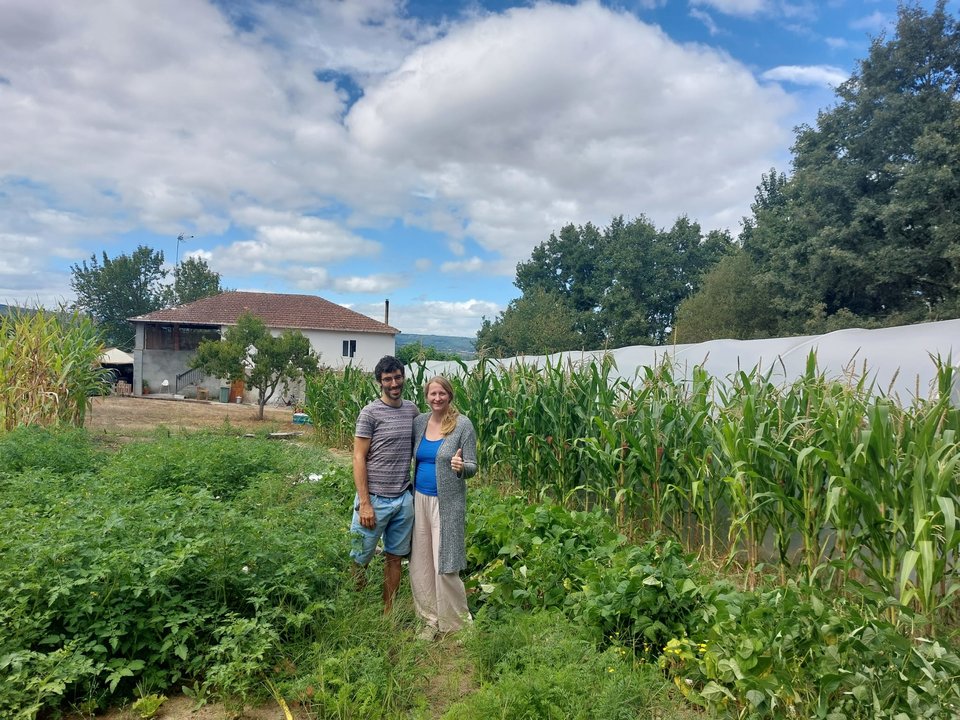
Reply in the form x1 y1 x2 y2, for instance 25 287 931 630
350 355 419 612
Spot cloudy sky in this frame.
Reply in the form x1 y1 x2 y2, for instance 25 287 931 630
1 0 947 337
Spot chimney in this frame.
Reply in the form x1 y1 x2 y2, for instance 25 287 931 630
384 299 390 325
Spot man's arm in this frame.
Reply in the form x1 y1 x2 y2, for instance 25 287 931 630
353 436 376 529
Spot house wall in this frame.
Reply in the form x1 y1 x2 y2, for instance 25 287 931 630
141 348 225 397
299 329 395 371
133 323 395 400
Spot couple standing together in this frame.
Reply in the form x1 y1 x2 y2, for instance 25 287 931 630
349 355 477 639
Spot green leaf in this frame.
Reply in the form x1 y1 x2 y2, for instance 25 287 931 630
745 689 766 708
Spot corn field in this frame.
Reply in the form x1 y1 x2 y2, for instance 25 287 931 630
0 307 108 430
304 353 960 624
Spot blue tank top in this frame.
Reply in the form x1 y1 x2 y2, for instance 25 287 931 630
415 437 442 496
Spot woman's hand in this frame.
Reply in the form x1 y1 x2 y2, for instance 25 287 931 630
451 448 464 474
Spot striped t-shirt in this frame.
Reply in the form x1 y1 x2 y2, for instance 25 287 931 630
355 399 418 497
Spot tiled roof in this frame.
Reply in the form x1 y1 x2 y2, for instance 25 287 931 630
131 291 398 335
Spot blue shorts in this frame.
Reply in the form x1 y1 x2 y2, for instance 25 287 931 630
349 491 414 565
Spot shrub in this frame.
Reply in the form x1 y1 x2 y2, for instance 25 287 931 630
99 432 290 499
467 486 703 655
0 433 349 716
0 425 102 475
572 538 702 656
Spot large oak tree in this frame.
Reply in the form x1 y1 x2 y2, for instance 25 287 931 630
744 0 960 331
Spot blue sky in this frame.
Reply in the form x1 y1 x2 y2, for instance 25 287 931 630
1 0 952 338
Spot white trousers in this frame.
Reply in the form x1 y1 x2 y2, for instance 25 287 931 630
410 491 471 632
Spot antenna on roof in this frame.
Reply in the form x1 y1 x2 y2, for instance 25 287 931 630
175 233 195 289
384 299 390 325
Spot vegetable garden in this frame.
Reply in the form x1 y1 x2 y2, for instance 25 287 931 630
2 311 958 718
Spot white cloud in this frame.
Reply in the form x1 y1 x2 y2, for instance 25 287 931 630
440 257 486 273
762 64 848 88
347 1 793 264
368 298 500 336
0 233 74 307
851 11 891 34
244 0 443 76
27 209 124 243
332 274 408 293
212 211 381 277
689 0 817 23
688 0 769 17
690 8 722 35
285 266 330 291
0 0 347 240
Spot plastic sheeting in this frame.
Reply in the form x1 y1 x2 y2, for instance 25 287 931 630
99 347 134 365
422 318 960 405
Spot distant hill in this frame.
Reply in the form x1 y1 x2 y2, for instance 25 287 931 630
396 333 476 359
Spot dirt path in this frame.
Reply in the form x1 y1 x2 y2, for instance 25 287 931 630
421 637 477 718
87 395 310 436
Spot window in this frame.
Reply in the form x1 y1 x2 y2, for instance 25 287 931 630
179 326 221 350
342 339 356 358
143 324 220 351
144 324 174 350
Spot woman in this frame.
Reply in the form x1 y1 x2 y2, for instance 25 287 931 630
410 375 478 639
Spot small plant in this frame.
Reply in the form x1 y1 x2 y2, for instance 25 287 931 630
131 692 167 718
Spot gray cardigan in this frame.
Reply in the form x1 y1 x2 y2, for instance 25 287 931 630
413 413 478 574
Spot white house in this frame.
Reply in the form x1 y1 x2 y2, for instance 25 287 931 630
129 291 398 399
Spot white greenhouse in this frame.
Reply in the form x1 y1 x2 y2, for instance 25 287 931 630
425 318 960 405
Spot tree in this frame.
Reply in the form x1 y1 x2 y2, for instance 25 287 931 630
745 1 960 328
396 342 459 366
190 312 319 419
739 168 818 333
673 252 778 343
475 288 582 357
515 222 608 347
738 167 788 250
512 215 734 350
170 256 223 305
602 215 734 346
70 246 167 350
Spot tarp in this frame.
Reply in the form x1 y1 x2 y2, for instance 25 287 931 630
423 318 960 406
99 347 134 365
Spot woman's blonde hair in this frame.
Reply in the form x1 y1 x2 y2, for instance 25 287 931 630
426 375 460 435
